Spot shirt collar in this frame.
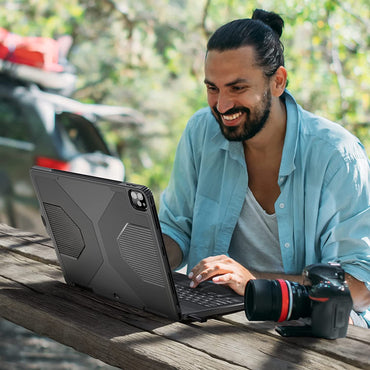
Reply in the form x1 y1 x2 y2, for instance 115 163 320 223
210 118 245 166
279 90 299 177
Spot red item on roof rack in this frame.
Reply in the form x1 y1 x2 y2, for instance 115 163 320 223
0 28 63 72
0 29 76 96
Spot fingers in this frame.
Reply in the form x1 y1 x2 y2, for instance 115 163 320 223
212 273 233 284
188 272 203 288
214 273 249 295
188 255 255 295
188 255 231 288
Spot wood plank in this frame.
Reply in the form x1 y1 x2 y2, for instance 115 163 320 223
153 319 362 369
1 247 367 369
0 276 247 370
1 225 369 369
222 312 370 368
0 223 52 245
0 223 56 265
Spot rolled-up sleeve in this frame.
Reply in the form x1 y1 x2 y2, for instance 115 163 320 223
159 117 198 268
318 146 370 289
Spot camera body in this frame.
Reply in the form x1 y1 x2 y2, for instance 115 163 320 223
245 263 353 339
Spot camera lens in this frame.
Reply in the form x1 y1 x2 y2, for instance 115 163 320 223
245 279 311 322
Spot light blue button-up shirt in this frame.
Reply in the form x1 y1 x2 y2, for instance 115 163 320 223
159 91 370 291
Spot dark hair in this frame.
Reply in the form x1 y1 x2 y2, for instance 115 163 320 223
207 9 285 77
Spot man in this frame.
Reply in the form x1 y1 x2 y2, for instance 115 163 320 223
158 9 370 325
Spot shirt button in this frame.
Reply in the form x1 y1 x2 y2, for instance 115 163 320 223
279 203 285 209
284 242 290 248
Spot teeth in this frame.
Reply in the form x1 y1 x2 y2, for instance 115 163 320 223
223 111 242 121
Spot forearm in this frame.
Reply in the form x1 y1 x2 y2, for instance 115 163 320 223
163 234 183 270
345 273 370 312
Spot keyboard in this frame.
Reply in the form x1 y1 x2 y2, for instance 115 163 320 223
175 283 242 308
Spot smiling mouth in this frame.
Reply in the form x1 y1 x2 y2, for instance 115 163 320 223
221 110 245 127
222 111 243 121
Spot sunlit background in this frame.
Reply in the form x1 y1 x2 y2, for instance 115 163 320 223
0 0 369 367
1 0 369 224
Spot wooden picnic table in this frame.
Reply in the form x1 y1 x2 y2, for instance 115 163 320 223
0 223 369 369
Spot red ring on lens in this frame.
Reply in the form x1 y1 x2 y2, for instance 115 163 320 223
277 279 289 322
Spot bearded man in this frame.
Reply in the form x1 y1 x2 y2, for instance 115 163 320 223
158 9 370 327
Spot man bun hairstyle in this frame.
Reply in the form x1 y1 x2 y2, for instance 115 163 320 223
252 9 284 38
207 9 285 77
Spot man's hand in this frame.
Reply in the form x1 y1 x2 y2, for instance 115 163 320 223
345 273 370 313
188 255 255 295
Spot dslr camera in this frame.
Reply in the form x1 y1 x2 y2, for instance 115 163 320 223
244 263 353 339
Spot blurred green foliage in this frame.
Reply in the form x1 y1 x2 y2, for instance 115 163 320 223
1 0 369 202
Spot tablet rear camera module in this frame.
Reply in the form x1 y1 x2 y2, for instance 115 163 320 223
129 190 147 211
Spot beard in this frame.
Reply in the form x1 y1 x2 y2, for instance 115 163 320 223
211 88 272 142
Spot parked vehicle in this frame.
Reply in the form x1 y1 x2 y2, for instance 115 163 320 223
0 75 143 235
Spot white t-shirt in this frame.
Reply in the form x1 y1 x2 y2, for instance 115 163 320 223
228 187 284 273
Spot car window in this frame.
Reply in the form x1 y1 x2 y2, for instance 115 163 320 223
55 112 110 155
0 97 32 142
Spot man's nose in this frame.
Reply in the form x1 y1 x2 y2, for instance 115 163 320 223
217 92 234 114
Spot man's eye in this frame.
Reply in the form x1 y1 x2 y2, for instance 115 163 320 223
232 85 247 91
206 85 218 92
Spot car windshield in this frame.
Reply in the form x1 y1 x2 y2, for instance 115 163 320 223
55 112 110 156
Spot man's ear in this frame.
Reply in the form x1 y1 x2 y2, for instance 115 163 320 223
271 66 287 97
